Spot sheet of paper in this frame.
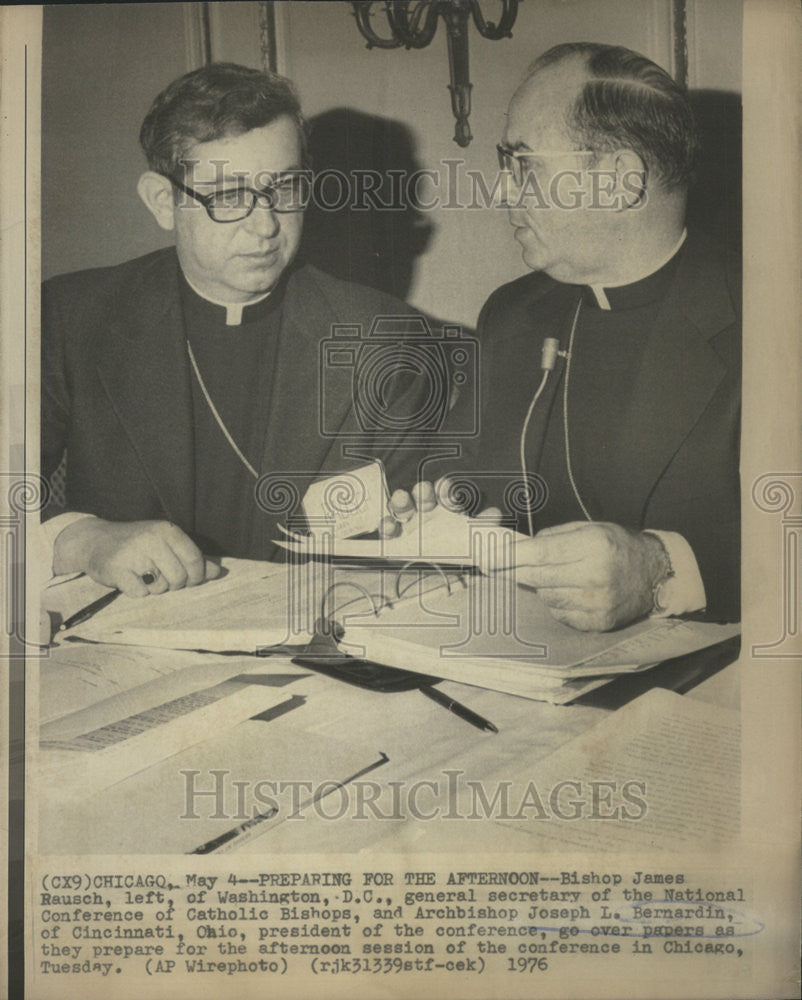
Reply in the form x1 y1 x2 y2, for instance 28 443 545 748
38 714 387 854
66 558 312 647
248 677 613 855
41 649 309 735
480 686 740 850
573 618 742 670
276 505 526 565
301 459 389 538
38 642 220 723
39 674 299 799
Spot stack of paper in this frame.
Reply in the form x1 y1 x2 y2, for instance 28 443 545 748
64 557 453 652
58 556 739 704
339 576 740 702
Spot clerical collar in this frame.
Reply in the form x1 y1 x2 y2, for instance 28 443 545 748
584 229 687 311
180 271 274 326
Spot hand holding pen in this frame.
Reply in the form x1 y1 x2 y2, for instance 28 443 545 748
52 516 221 597
59 588 122 632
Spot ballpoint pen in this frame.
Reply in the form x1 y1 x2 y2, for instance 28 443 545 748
190 753 390 853
190 806 280 854
419 685 498 733
58 570 164 632
59 589 122 631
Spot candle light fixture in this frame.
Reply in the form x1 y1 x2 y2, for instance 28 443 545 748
350 0 521 147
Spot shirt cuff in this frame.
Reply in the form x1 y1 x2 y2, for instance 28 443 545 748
39 512 96 588
644 530 706 617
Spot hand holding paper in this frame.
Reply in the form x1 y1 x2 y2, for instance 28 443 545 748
380 478 503 535
339 480 672 632
483 521 670 632
279 479 519 567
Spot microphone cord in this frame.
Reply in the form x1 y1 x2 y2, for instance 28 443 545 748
519 297 591 535
562 301 593 522
519 370 550 538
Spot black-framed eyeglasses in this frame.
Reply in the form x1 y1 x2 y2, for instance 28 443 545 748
496 143 595 186
169 171 312 222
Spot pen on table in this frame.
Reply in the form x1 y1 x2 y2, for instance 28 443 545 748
58 570 160 632
419 685 498 734
190 806 279 855
59 589 122 631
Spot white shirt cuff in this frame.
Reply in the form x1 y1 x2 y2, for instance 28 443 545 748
39 512 96 588
644 530 706 617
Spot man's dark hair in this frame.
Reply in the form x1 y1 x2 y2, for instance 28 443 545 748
531 42 699 190
139 62 307 178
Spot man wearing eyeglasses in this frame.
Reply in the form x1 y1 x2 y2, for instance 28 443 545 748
400 43 740 631
42 63 427 597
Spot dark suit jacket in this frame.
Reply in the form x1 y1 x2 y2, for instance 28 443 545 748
42 248 430 553
439 233 741 621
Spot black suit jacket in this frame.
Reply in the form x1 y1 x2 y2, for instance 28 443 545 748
438 233 741 621
42 248 430 553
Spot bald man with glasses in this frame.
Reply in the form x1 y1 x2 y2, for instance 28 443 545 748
395 43 740 632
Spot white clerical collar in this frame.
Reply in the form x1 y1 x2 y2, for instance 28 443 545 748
588 229 687 310
182 272 272 326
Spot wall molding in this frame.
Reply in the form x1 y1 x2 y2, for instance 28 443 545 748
184 1 211 70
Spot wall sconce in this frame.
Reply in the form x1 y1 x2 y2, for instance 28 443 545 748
350 0 521 147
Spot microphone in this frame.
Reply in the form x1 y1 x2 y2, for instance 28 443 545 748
521 337 562 536
541 337 560 371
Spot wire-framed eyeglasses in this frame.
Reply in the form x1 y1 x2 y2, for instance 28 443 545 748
169 171 312 222
496 143 596 186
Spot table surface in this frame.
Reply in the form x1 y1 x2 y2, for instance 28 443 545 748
36 579 740 856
